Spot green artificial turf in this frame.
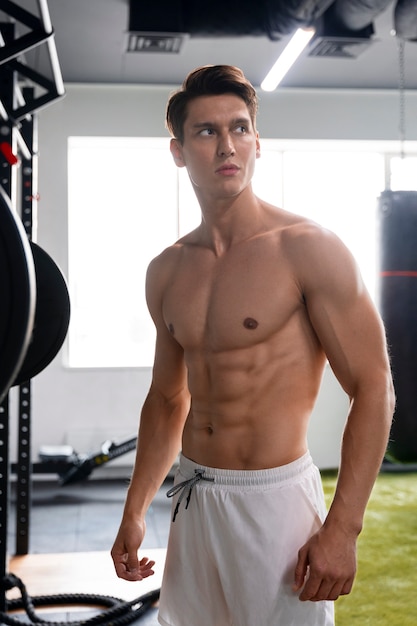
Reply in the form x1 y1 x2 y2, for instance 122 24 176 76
321 470 417 625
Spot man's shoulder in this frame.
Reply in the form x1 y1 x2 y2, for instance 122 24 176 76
261 201 315 230
148 241 184 275
271 209 352 277
265 206 329 247
277 210 339 249
147 231 201 279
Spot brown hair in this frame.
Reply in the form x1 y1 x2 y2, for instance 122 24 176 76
166 65 259 144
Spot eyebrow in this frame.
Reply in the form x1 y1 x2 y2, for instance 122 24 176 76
191 117 252 130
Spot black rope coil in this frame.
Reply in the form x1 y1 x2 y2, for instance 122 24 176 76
1 573 160 626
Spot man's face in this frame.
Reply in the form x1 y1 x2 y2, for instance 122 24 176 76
170 94 260 203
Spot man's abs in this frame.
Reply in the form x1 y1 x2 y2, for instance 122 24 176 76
180 328 327 469
182 408 310 470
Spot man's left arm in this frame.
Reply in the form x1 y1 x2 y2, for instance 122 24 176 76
293 226 395 602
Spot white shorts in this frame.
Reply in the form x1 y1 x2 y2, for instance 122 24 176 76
158 451 335 626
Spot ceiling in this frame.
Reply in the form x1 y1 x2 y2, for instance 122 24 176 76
2 0 417 93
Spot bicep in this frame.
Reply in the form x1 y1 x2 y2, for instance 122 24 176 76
301 234 390 396
145 255 189 403
151 324 189 402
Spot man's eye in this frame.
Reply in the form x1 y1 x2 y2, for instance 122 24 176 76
236 125 247 133
200 128 214 136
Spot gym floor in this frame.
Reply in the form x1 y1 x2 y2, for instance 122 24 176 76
6 473 174 624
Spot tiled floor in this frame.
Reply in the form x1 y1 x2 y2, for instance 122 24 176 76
8 475 173 555
5 474 174 624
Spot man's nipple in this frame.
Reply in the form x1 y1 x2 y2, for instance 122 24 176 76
243 317 259 330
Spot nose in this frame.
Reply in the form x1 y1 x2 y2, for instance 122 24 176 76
217 134 235 158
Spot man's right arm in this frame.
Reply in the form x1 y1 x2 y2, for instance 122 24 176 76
111 252 190 581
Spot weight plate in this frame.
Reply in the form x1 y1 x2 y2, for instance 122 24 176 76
0 189 36 403
13 241 70 385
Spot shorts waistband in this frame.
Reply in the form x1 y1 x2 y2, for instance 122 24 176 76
178 450 315 490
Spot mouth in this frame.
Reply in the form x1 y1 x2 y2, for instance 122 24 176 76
215 164 239 175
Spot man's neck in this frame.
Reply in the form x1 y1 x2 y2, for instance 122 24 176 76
196 192 266 256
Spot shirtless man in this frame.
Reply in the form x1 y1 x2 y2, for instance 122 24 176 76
111 65 395 625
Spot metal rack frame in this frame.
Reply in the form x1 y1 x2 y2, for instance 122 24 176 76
0 1 63 611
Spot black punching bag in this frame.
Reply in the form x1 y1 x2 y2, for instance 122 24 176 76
379 190 417 463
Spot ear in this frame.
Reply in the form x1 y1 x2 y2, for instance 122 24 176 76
170 138 186 168
255 132 261 159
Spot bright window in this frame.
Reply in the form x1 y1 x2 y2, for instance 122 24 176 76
282 149 384 295
390 156 417 190
68 137 177 367
67 138 416 368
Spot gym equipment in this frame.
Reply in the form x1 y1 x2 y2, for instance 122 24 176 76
30 435 138 485
379 190 417 463
12 241 71 386
0 5 115 621
0 0 65 121
0 189 36 404
0 573 160 626
0 191 71 397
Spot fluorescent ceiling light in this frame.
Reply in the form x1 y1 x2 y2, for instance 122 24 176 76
261 28 315 92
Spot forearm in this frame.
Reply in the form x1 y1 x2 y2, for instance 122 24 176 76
123 384 190 521
325 378 394 535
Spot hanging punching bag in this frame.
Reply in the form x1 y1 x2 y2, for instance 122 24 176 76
379 189 417 463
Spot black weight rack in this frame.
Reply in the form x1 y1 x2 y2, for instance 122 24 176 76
0 0 64 612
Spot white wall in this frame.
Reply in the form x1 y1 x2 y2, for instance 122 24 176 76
9 84 417 470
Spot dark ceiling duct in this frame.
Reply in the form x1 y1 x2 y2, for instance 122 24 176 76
330 0 393 31
128 0 417 46
394 0 417 40
128 0 334 40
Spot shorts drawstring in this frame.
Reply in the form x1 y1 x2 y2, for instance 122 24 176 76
167 470 215 522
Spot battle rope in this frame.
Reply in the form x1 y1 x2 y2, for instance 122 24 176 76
0 573 160 626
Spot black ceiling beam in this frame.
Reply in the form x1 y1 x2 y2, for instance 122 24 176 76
0 0 64 122
0 28 53 65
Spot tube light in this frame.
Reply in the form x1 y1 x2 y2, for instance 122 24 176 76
261 28 315 92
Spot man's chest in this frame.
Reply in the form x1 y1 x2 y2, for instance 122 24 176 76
162 251 301 351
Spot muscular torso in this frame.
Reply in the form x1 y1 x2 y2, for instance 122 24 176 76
160 207 327 470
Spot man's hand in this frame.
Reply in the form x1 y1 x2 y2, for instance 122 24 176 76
293 525 357 602
111 518 155 581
